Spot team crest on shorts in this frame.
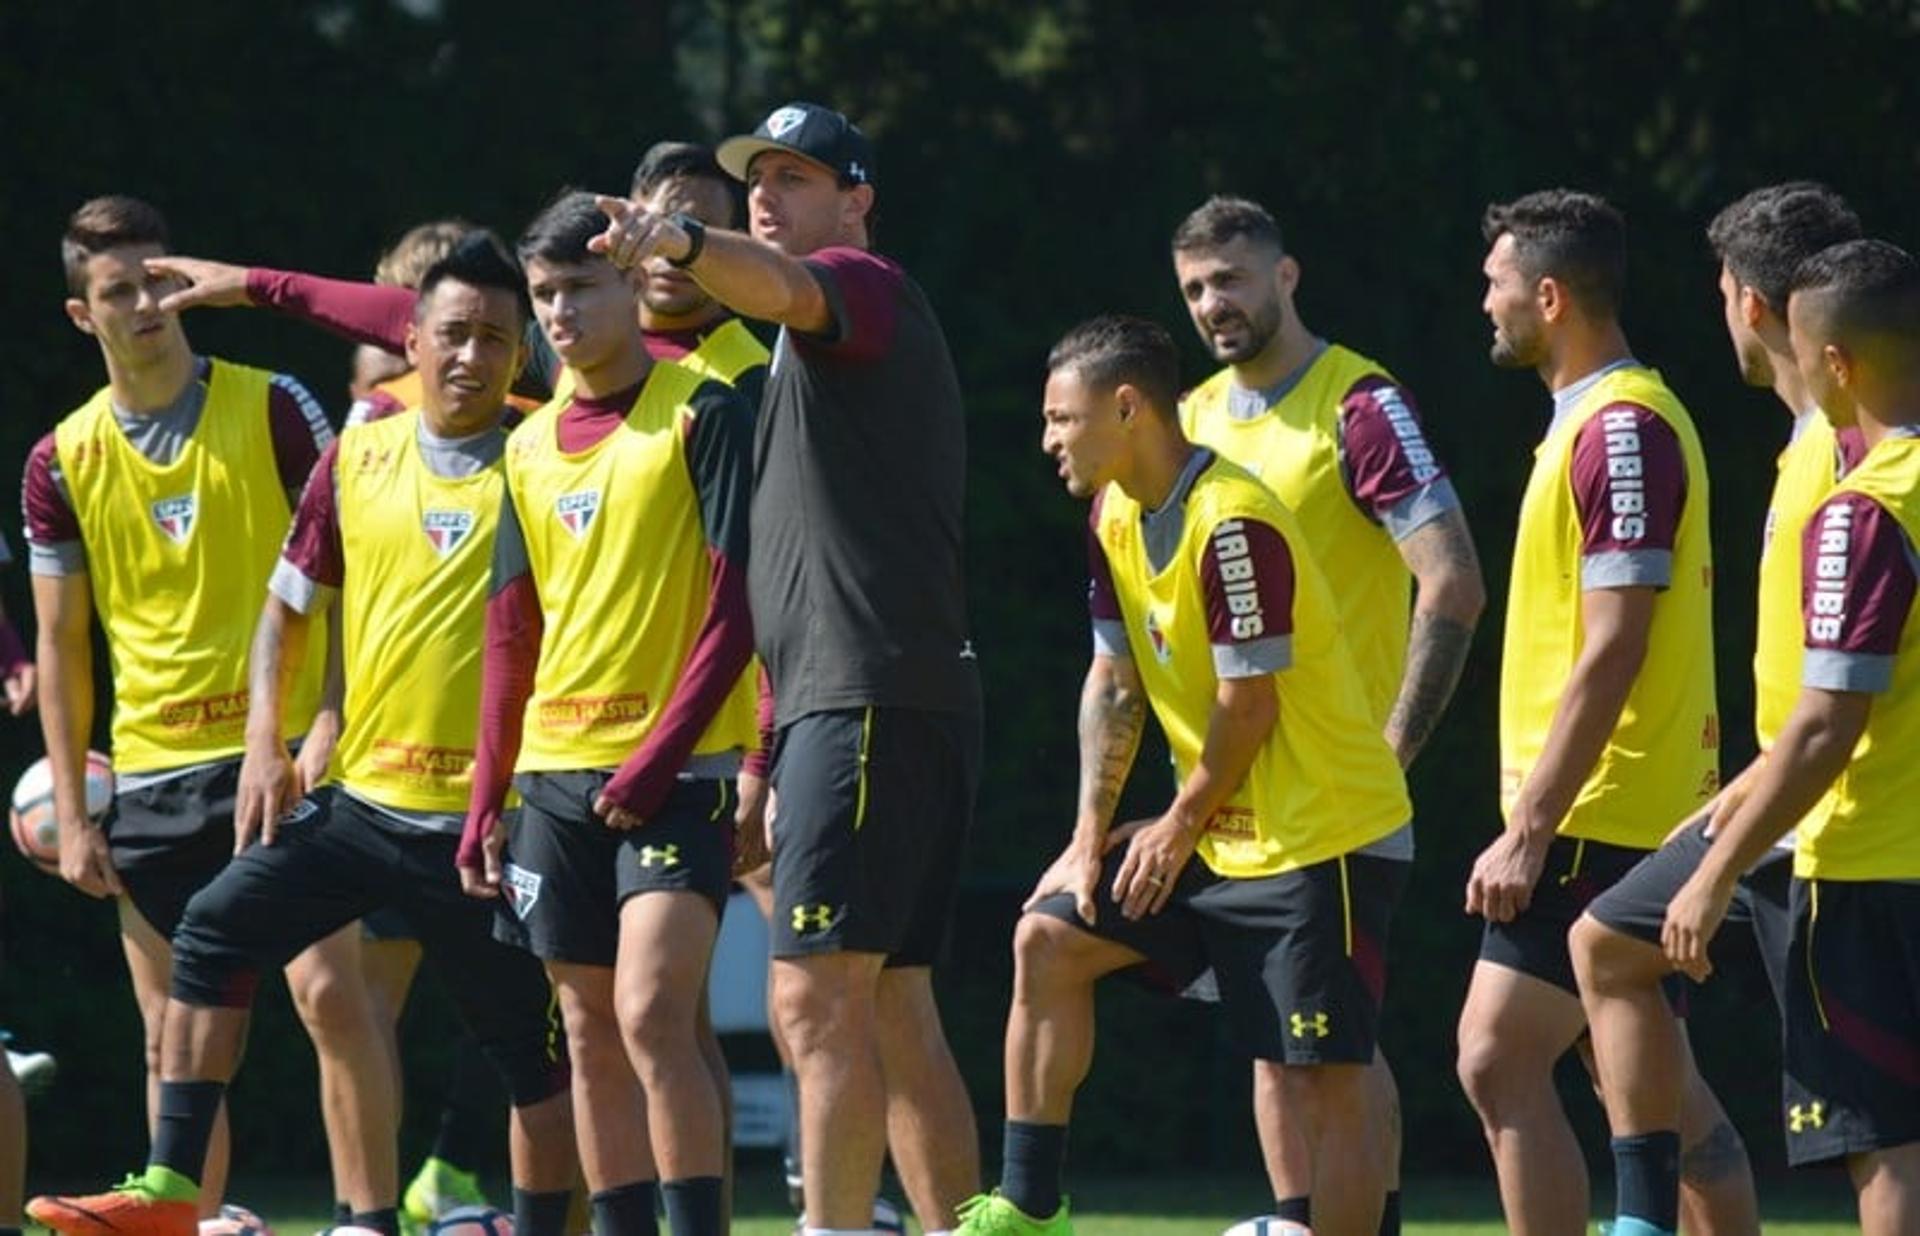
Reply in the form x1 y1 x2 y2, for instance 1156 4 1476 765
766 106 808 138
151 494 197 544
1144 609 1173 664
555 490 601 539
422 509 476 557
503 862 542 919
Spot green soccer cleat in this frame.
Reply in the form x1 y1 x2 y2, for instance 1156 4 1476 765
401 1157 488 1234
954 1191 1072 1236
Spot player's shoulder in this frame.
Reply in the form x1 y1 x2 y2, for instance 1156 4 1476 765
1181 365 1236 413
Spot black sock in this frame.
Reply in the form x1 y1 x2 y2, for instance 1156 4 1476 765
333 1202 352 1225
1612 1130 1680 1230
350 1208 400 1236
1001 1120 1068 1219
1274 1195 1312 1225
511 1187 573 1236
1378 1189 1401 1236
661 1177 723 1236
590 1181 659 1236
432 1034 497 1172
150 1080 225 1181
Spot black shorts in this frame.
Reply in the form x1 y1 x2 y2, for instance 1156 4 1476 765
170 787 567 1107
1480 834 1687 1009
768 707 978 968
1031 848 1408 1064
505 772 734 967
102 760 241 938
360 907 417 943
1586 818 1794 1012
1780 876 1920 1166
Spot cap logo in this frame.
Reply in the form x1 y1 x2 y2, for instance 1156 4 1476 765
767 106 808 138
846 160 868 184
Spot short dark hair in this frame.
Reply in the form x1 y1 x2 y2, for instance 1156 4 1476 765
516 189 607 270
416 230 531 324
62 195 169 295
632 141 727 199
1707 182 1861 312
1482 189 1627 316
1788 238 1920 351
1047 315 1182 414
1171 195 1284 256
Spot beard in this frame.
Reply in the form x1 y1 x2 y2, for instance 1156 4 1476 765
1488 319 1545 369
1206 298 1283 364
1736 339 1775 388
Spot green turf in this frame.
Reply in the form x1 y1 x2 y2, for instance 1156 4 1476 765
213 1171 1862 1235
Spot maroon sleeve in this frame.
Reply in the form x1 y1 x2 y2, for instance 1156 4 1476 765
1199 517 1295 645
21 433 80 546
1087 497 1122 623
281 440 345 589
1569 402 1687 556
247 268 417 353
599 406 758 817
797 246 902 362
1338 377 1448 513
743 663 774 778
458 573 544 870
267 376 332 492
1803 494 1917 658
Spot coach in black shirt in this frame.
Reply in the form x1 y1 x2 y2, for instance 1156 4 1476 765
593 102 981 1235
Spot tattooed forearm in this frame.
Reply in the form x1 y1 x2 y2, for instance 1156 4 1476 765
1386 610 1475 766
1388 509 1484 767
1076 658 1147 833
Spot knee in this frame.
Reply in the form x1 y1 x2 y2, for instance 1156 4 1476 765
1569 913 1637 995
560 998 624 1075
289 964 374 1048
615 981 700 1069
1012 912 1098 995
1455 1031 1519 1120
774 967 876 1063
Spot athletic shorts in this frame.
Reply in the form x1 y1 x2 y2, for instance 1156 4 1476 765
1480 834 1686 1010
1030 847 1409 1064
170 787 567 1107
504 772 734 967
361 906 416 942
1586 817 1794 1012
1780 876 1920 1166
102 759 241 939
768 707 979 968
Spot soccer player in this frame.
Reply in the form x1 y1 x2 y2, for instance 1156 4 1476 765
23 195 384 1220
28 234 578 1236
593 101 983 1235
1172 195 1486 1233
1572 182 1864 1236
955 315 1412 1235
1662 237 1920 1236
455 191 757 1236
1463 189 1745 1236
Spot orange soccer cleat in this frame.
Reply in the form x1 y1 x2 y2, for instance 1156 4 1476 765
28 1173 199 1236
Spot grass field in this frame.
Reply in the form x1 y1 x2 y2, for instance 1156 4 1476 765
205 1171 1863 1235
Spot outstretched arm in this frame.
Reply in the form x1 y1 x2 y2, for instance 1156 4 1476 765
591 196 834 335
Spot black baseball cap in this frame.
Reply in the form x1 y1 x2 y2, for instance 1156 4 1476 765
717 102 876 189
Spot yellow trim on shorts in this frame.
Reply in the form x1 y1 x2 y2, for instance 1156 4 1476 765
708 779 731 822
1558 837 1588 886
1339 854 1354 957
1805 880 1830 1031
853 706 875 831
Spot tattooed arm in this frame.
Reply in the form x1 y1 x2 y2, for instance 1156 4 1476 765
1024 653 1147 921
1386 506 1484 767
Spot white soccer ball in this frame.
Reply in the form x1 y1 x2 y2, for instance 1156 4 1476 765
199 1204 274 1236
427 1206 513 1236
10 751 113 874
1222 1219 1313 1236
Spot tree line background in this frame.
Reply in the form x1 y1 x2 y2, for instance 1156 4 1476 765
2 0 1917 1192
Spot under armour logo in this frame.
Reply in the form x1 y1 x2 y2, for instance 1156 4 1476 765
1788 1102 1825 1132
637 844 679 869
1289 1011 1330 1039
791 903 839 934
846 160 868 184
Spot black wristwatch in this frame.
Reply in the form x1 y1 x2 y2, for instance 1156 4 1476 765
667 213 706 268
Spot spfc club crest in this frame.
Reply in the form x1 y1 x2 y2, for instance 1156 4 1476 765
151 494 197 544
1144 609 1173 664
556 490 601 539
766 106 808 138
422 509 476 557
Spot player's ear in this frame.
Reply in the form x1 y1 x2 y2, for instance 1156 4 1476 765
404 319 422 372
1739 284 1768 330
1276 253 1301 297
1536 274 1566 324
1823 342 1853 391
64 297 95 337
